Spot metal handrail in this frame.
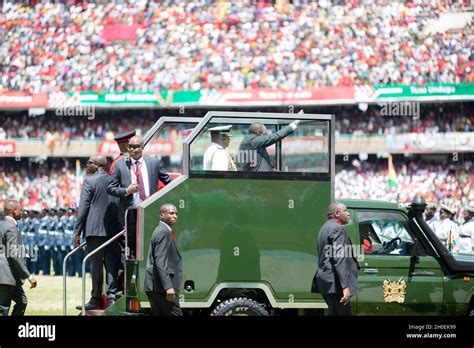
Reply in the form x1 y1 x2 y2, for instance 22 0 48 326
62 241 86 315
81 230 126 315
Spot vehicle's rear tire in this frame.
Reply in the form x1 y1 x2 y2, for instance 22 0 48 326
210 297 269 316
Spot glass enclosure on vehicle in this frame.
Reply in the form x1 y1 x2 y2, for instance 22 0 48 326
143 117 202 174
185 112 333 182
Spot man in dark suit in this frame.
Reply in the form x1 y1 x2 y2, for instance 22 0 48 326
0 200 37 316
238 119 300 171
108 130 135 297
75 156 117 310
311 202 359 316
107 135 172 258
144 203 182 316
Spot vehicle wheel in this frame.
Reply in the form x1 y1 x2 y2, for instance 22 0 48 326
210 297 269 316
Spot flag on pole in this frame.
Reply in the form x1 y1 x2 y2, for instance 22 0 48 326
388 155 398 188
76 159 81 177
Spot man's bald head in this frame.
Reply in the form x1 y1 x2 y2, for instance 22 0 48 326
4 199 21 220
327 202 350 224
160 203 176 214
86 155 104 174
96 155 107 167
4 199 20 213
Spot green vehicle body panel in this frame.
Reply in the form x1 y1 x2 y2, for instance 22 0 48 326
136 178 330 305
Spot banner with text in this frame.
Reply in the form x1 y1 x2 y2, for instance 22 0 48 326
98 140 174 156
0 141 17 156
386 132 474 153
49 91 201 108
0 92 48 109
355 84 474 102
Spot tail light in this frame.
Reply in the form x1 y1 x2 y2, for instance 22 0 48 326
129 298 141 312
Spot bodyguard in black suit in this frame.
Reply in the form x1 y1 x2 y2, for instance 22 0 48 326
75 156 117 310
238 119 300 171
0 200 37 316
144 204 183 316
311 203 359 316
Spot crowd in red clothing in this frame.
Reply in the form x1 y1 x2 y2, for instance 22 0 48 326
1 0 472 94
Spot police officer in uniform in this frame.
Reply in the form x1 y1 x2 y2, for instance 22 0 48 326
458 206 474 254
53 208 67 276
425 203 440 232
48 208 60 276
64 208 76 276
203 125 237 171
38 209 50 275
435 204 459 252
28 210 40 275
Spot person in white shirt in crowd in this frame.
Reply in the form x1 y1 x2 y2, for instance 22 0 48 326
425 203 440 232
435 204 459 252
458 206 474 254
203 125 236 171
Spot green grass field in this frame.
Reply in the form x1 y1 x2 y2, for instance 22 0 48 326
24 274 93 315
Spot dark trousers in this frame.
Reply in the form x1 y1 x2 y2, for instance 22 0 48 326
27 246 39 275
322 293 352 316
53 247 67 276
115 235 125 294
86 236 117 302
42 247 52 275
0 284 28 316
146 291 182 316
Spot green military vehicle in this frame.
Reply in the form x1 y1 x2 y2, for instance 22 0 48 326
98 112 473 316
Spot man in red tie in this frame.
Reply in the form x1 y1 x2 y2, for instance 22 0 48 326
107 135 172 259
143 203 183 316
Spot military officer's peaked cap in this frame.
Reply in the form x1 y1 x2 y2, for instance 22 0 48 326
114 130 136 143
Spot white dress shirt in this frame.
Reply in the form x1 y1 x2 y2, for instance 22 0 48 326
130 157 150 205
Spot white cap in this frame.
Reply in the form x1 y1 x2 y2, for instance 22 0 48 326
208 125 232 135
439 204 456 215
464 205 474 214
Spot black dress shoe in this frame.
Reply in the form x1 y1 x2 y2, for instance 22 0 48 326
105 299 115 309
76 302 102 311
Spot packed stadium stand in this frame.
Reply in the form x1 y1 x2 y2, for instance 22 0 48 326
1 0 473 94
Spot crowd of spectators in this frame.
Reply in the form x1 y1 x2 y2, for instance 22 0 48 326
335 156 473 217
0 102 472 140
0 158 83 211
1 0 472 94
336 103 474 135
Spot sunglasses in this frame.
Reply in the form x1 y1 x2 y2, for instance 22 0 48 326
128 144 143 149
87 160 98 166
